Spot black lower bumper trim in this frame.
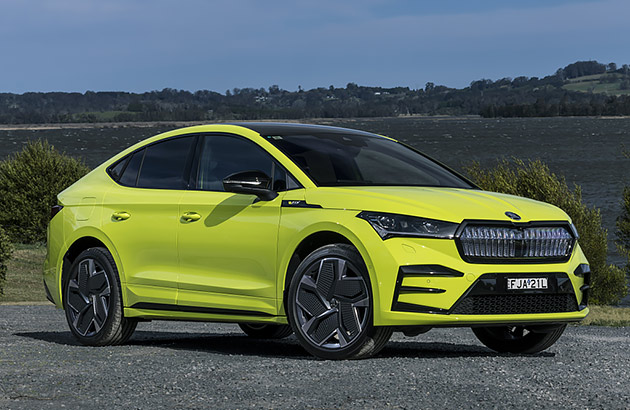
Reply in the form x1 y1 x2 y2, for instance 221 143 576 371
394 302 449 314
130 302 273 317
399 286 446 294
43 280 54 304
392 271 581 316
391 265 462 312
574 264 591 309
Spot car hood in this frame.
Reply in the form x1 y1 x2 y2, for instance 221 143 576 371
305 186 570 223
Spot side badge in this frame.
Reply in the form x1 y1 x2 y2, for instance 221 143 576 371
505 211 521 221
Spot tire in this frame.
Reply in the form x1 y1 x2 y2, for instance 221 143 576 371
63 247 137 346
472 324 567 354
287 244 392 360
238 323 293 339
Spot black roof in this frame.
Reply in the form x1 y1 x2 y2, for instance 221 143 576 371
228 122 380 138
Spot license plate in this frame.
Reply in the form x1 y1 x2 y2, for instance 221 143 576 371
506 277 548 290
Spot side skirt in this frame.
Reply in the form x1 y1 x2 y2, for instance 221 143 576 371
125 302 288 324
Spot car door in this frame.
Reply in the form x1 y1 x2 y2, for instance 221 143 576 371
102 135 196 308
176 133 297 316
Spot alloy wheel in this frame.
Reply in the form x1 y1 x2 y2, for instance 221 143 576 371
66 258 112 337
294 257 370 349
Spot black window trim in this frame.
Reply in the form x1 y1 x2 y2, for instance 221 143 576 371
106 132 303 192
106 134 198 190
188 132 303 193
108 154 131 182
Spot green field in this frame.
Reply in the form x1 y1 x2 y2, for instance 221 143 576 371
0 243 47 303
563 73 630 96
2 244 629 326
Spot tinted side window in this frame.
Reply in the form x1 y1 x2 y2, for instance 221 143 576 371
271 165 300 191
119 149 145 187
108 157 128 181
197 135 274 191
136 137 195 189
272 163 287 191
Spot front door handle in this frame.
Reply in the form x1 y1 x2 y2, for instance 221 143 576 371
112 211 131 221
181 212 201 222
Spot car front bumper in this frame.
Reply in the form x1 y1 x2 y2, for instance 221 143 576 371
366 235 589 327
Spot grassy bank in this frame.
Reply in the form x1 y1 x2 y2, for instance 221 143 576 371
0 243 47 303
1 244 630 326
581 305 630 327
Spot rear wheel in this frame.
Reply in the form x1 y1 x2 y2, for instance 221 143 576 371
63 247 137 346
287 244 392 360
238 323 293 339
472 324 567 354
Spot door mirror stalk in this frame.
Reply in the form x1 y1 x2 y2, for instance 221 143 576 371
223 170 278 201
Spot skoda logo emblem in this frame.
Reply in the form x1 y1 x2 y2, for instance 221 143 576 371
505 211 521 221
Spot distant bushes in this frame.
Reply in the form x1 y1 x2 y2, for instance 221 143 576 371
0 226 12 295
481 95 630 118
465 159 628 305
0 140 90 243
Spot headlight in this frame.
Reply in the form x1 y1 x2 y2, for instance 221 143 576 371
357 211 458 240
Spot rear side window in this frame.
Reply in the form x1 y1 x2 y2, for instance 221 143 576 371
136 137 195 189
109 136 196 189
118 149 144 186
108 158 127 181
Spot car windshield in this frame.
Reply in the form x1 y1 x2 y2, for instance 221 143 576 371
264 132 474 188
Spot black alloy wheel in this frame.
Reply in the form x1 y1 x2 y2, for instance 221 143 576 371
287 244 392 359
64 247 136 346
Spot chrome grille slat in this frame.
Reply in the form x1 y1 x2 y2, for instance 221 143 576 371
459 225 574 261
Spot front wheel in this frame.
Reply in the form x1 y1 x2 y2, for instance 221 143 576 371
472 324 567 354
63 247 137 346
287 244 392 360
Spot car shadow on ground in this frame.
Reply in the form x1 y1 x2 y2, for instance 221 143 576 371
14 330 554 359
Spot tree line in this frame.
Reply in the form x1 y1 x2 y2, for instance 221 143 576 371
1 60 629 124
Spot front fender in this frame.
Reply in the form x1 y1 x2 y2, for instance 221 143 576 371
276 208 389 317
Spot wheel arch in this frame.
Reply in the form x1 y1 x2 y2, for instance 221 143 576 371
279 225 379 316
57 228 125 305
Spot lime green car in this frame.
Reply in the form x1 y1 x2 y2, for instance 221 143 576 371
44 123 590 359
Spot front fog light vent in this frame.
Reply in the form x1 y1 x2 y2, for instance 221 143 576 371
459 225 574 262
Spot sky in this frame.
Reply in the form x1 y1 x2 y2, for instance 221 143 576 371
1 0 629 94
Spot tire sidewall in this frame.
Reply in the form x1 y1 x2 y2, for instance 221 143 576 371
63 247 124 346
287 244 375 360
472 325 567 354
238 323 293 339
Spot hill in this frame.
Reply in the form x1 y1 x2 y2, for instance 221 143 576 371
1 60 630 123
563 73 630 96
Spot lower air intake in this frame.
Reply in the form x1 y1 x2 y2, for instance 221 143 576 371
450 294 579 315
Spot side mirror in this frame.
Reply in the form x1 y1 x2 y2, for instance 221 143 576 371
223 170 278 201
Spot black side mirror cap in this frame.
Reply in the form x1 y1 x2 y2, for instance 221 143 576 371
223 170 278 201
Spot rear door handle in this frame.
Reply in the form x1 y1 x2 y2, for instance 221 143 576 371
181 212 201 222
112 211 131 221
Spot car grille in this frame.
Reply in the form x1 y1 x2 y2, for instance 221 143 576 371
450 294 579 315
458 225 574 262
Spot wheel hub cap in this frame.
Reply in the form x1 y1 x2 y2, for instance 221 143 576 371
295 257 369 349
66 258 111 337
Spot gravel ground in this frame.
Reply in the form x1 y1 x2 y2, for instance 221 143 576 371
0 305 628 410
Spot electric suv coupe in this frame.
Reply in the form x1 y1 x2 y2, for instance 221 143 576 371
44 123 590 359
